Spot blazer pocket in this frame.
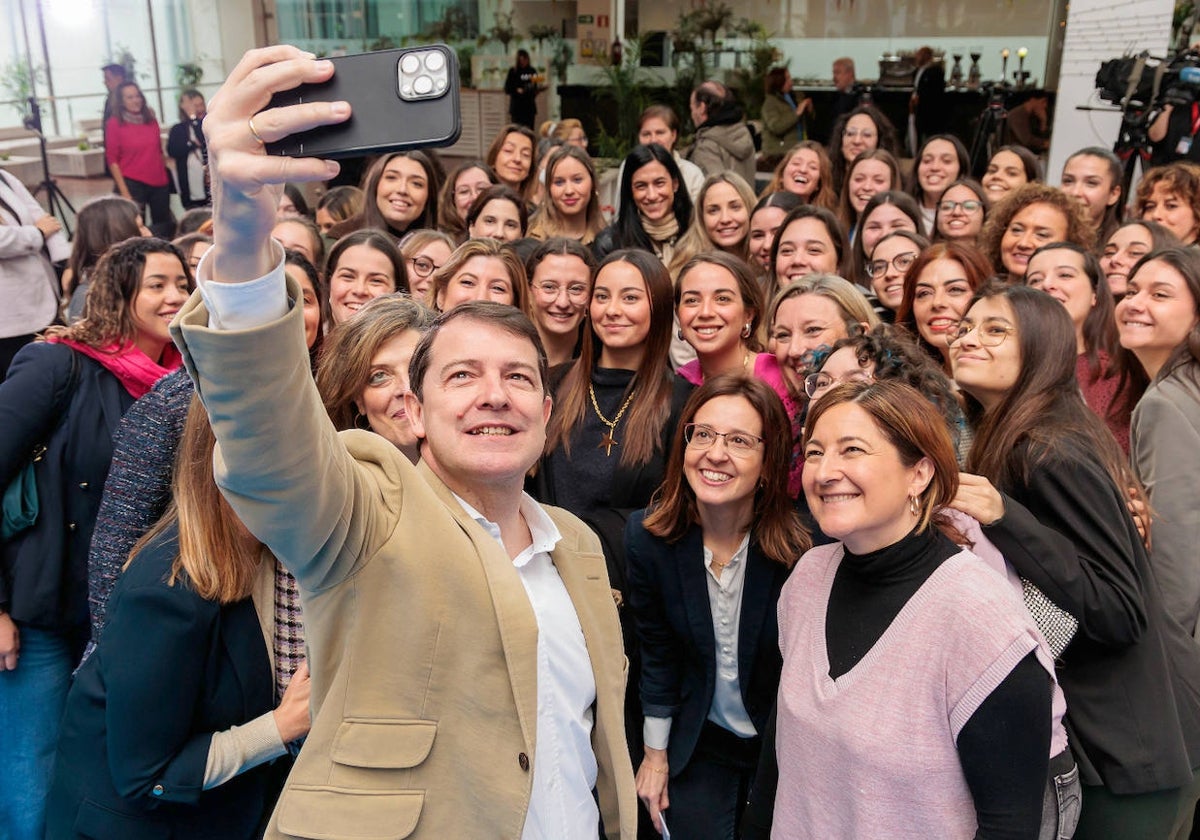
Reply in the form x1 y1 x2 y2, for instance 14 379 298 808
330 718 437 769
276 786 423 839
73 798 172 840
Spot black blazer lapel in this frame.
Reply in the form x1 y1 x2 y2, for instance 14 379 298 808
221 598 274 717
676 528 716 668
737 543 775 695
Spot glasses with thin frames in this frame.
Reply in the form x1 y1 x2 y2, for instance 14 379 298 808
939 199 983 214
803 370 874 399
947 318 1016 347
866 251 917 279
534 281 589 302
683 423 763 456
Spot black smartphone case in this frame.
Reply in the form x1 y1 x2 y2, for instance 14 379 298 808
264 46 461 159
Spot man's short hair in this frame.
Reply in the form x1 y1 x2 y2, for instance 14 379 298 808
408 302 550 402
101 63 126 77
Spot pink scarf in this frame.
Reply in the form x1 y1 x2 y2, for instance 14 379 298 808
47 337 183 398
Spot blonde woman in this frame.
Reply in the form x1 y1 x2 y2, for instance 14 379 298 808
669 173 757 277
528 146 606 244
428 237 528 314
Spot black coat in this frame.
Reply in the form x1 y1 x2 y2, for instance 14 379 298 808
46 527 280 839
984 442 1200 794
166 118 209 209
625 513 791 774
0 342 134 633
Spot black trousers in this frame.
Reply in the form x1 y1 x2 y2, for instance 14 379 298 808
124 177 175 237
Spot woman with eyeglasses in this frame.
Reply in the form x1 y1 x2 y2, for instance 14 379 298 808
907 135 970 235
1025 241 1145 453
949 284 1200 839
826 104 900 196
626 375 808 839
864 230 929 320
437 161 498 243
933 179 988 244
896 241 992 372
524 238 595 366
850 191 922 289
399 230 454 301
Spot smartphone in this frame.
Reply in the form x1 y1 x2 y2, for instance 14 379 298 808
264 45 461 159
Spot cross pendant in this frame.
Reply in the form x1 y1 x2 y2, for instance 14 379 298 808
599 432 618 456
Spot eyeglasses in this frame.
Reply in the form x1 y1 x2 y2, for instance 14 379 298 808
844 129 876 140
939 199 983 214
865 251 917 278
408 256 441 278
454 185 485 200
683 423 763 456
533 281 589 301
803 370 873 399
947 318 1015 347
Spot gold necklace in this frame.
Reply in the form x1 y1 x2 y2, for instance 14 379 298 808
588 383 636 456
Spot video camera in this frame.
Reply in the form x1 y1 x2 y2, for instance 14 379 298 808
1096 49 1200 109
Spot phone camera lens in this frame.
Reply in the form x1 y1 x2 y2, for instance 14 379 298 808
401 54 421 74
425 51 446 72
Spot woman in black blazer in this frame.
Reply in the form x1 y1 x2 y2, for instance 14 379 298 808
949 284 1200 838
45 398 311 839
626 375 809 838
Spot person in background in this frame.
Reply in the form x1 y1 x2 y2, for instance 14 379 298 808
176 207 212 237
896 240 992 373
686 80 756 186
100 63 126 162
166 89 209 210
106 81 174 236
837 149 902 241
628 375 806 838
1061 147 1124 245
466 184 528 243
865 230 928 320
761 141 838 211
979 183 1094 281
523 238 595 367
429 236 527 313
61 195 148 323
0 169 68 379
540 118 589 151
828 57 859 132
504 49 539 129
827 104 900 196
356 151 439 243
270 216 324 267
594 144 695 267
770 204 851 288
761 68 812 161
670 173 757 276
909 47 945 152
172 232 212 272
1135 162 1200 246
851 191 922 289
324 229 407 325
528 146 606 245
314 185 363 235
614 106 706 217
1005 92 1051 154
907 135 968 234
486 125 538 202
399 229 455 301
275 184 310 221
438 161 498 243
1149 95 1200 166
748 192 803 277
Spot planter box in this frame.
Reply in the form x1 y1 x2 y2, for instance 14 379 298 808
48 147 107 177
0 156 42 187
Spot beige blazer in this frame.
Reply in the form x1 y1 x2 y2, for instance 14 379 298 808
172 281 636 839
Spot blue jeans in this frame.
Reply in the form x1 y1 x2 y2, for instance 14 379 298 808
0 625 76 840
1039 754 1082 840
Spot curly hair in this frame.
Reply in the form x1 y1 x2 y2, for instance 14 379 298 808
45 237 193 349
978 183 1095 278
1134 162 1200 245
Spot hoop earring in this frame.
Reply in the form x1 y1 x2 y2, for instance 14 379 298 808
909 494 920 516
677 329 685 341
354 411 371 431
741 323 752 338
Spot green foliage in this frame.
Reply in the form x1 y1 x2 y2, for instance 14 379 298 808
590 39 652 160
107 45 138 81
423 7 472 43
0 61 44 120
549 38 573 83
367 36 398 51
487 11 519 52
729 33 781 120
456 44 476 89
175 60 204 88
528 24 558 51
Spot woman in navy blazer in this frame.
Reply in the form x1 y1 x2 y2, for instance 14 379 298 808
45 398 311 839
626 375 809 838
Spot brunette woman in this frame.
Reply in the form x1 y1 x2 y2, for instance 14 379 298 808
865 229 928 319
907 135 969 234
1100 219 1180 297
105 81 173 236
62 195 149 322
775 379 1054 836
465 184 528 243
837 149 902 240
770 204 850 288
981 144 1041 201
1118 247 1200 639
1135 162 1200 246
851 191 922 286
675 253 794 418
760 68 812 157
271 216 325 267
486 124 538 201
528 146 606 244
429 237 527 313
827 104 900 195
628 376 808 838
613 105 706 216
524 237 595 366
593 144 694 266
896 240 992 370
748 192 803 275
399 229 454 300
314 185 364 234
324 229 408 325
46 398 312 839
979 183 1095 281
318 294 437 464
437 161 498 242
1026 241 1144 451
951 284 1200 839
933 178 988 244
0 237 192 838
761 141 838 211
357 151 439 242
1061 147 1124 245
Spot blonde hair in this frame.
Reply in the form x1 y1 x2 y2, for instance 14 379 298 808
669 172 758 277
766 274 880 335
429 238 529 314
527 145 606 245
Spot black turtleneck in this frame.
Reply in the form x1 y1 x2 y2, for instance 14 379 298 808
743 526 1052 840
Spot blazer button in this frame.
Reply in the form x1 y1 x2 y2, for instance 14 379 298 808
78 481 89 490
152 784 164 796
518 752 530 771
66 522 77 532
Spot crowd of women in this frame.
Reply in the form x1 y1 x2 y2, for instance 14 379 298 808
3 44 1200 840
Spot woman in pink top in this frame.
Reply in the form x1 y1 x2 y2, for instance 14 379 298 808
105 82 173 236
674 252 797 422
774 379 1054 838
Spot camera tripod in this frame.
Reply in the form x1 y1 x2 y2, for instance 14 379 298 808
968 84 1008 178
24 97 75 237
1112 103 1155 199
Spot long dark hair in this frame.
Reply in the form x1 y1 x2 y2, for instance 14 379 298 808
907 134 970 207
827 104 900 192
546 249 677 468
66 196 143 296
1127 246 1200 383
852 190 923 282
613 144 694 252
1064 146 1125 243
768 204 851 282
962 284 1138 497
642 375 809 565
324 229 410 295
358 151 440 238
